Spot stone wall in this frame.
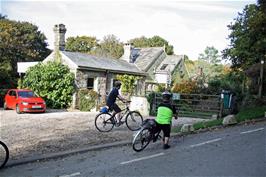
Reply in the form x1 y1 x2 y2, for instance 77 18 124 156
74 69 146 109
130 96 150 116
75 70 108 105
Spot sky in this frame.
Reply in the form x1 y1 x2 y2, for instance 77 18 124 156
1 0 257 59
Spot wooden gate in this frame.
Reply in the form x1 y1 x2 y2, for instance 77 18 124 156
151 93 223 119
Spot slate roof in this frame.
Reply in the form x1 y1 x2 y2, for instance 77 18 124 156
62 51 145 75
156 55 183 73
132 47 164 71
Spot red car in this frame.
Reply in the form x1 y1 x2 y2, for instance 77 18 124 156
4 89 46 114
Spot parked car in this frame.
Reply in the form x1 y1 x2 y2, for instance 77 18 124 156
4 89 46 114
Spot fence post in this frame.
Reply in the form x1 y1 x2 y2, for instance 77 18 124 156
219 97 224 118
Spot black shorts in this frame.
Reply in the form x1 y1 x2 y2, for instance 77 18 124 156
155 122 171 137
108 103 121 113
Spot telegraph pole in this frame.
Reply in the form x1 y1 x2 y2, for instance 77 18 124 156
258 58 264 98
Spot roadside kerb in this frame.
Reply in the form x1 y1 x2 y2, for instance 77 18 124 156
6 140 132 168
6 131 182 168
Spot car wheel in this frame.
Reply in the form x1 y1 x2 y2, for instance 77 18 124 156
3 102 8 110
16 104 21 114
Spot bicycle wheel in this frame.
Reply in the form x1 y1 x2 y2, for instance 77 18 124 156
95 113 114 132
126 111 143 131
0 141 9 169
132 128 151 152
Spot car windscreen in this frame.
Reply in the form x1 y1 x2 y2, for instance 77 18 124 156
18 91 36 98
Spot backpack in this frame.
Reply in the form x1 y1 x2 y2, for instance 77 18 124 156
142 119 157 130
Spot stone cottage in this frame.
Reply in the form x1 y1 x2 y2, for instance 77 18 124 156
43 24 146 108
120 43 185 91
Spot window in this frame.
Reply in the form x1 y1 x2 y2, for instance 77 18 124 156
160 64 168 70
9 90 16 97
18 91 35 98
87 78 94 89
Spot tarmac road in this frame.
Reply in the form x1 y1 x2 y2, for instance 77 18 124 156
1 121 265 177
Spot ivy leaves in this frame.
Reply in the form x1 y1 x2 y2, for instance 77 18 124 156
116 74 140 95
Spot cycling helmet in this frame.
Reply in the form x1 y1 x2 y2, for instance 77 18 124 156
162 91 172 100
114 81 122 88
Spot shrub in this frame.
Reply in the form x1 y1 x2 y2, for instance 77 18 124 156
155 84 166 92
78 89 98 111
22 61 75 108
0 89 8 107
241 94 266 108
146 92 158 116
116 74 140 95
171 80 197 93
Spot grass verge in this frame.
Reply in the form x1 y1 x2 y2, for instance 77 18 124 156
235 106 266 123
192 119 223 131
172 106 266 133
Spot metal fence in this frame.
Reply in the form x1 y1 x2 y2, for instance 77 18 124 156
150 93 223 119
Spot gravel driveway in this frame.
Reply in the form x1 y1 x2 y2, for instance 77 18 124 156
0 109 206 162
0 109 134 161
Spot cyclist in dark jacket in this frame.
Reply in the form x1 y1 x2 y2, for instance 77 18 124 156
106 81 127 124
155 91 177 149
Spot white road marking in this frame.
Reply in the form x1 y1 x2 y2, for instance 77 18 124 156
120 152 165 165
190 138 222 148
240 128 264 134
59 172 81 177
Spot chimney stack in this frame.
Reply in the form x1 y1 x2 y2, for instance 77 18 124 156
121 43 133 63
53 24 66 51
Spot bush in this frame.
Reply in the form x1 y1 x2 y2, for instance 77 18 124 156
171 80 197 93
22 61 75 108
116 74 140 95
241 94 266 108
0 89 8 107
78 89 98 111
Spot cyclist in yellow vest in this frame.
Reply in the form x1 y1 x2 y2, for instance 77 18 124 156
155 91 177 149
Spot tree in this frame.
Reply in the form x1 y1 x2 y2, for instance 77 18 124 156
65 36 98 53
222 2 266 69
93 34 123 59
22 62 75 108
129 35 174 55
149 36 174 55
222 1 266 98
128 36 150 48
0 16 51 88
207 69 245 95
0 14 7 19
198 46 220 64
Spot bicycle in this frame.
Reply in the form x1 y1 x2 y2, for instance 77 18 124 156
132 119 162 152
95 101 143 132
0 141 9 169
